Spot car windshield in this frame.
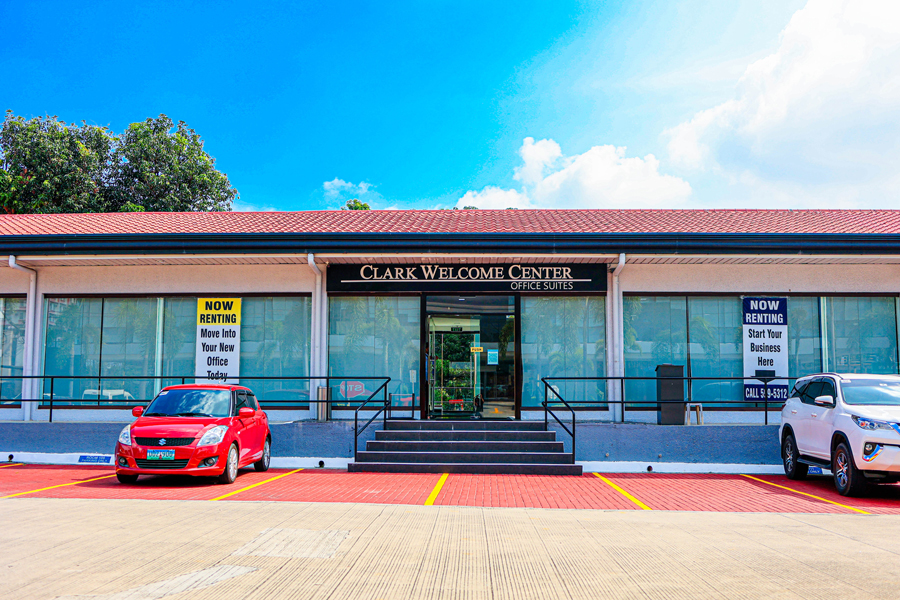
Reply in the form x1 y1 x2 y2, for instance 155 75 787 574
840 379 900 405
143 389 231 417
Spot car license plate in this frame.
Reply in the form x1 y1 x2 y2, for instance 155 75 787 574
147 450 175 460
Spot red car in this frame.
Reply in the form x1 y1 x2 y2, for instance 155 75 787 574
114 384 271 484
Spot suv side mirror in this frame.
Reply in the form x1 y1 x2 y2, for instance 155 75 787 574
132 406 144 417
814 395 835 408
238 407 255 418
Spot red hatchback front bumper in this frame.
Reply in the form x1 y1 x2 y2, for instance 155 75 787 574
115 441 229 477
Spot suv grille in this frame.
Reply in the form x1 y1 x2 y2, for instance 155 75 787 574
135 437 195 447
135 459 189 469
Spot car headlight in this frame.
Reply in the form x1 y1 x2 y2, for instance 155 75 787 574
118 425 132 446
851 415 894 431
197 425 228 447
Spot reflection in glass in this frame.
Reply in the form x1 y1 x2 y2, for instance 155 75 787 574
521 297 606 409
328 297 420 405
0 298 26 403
240 297 311 408
825 297 898 374
623 296 687 407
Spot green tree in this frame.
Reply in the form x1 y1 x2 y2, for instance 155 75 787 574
342 198 370 210
0 111 237 214
0 112 115 214
111 115 236 212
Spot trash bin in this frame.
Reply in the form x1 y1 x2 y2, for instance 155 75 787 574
656 364 684 425
317 385 331 422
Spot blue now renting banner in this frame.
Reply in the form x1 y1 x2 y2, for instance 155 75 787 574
742 297 789 402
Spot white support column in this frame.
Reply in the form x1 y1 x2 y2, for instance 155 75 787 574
307 254 326 420
319 263 328 382
8 257 37 421
611 254 626 421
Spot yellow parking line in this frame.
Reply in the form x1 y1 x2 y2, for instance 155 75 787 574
210 468 304 501
424 473 449 506
0 463 23 469
1 474 116 498
740 474 870 515
594 473 652 510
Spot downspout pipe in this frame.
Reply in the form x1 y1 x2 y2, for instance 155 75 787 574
307 253 324 418
611 253 626 419
9 256 37 421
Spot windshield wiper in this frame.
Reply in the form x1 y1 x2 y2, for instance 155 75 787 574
174 411 214 417
143 412 168 417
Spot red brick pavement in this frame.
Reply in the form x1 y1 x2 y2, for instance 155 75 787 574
434 474 639 510
3 465 899 513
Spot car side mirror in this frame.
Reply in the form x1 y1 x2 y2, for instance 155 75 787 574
238 407 255 418
814 395 835 408
131 406 144 417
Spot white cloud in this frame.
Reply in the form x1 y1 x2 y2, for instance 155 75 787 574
458 186 532 210
322 178 385 208
514 137 562 186
458 139 691 209
665 0 900 204
323 178 373 198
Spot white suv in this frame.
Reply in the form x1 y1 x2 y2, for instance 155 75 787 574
780 373 900 496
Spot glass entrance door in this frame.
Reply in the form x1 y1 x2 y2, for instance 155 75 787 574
425 296 516 419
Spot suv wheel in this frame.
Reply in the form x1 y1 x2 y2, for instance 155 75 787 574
833 442 867 497
782 433 808 480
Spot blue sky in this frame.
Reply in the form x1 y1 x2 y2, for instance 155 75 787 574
3 0 898 211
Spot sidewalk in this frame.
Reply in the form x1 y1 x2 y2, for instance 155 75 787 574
3 497 900 599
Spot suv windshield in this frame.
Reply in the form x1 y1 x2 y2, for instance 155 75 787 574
143 389 231 417
840 379 900 406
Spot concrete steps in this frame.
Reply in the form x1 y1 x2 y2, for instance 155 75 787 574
348 420 581 476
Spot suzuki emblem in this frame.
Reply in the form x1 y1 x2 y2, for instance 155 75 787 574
159 438 166 446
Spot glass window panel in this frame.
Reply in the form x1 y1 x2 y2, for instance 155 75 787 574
43 298 102 404
161 297 197 388
687 297 742 406
0 298 26 403
520 297 606 408
825 297 898 374
788 296 821 382
329 297 420 405
623 296 687 408
240 297 312 408
100 298 158 403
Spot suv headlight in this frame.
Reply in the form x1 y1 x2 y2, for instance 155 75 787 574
118 425 132 446
851 415 894 431
197 425 228 447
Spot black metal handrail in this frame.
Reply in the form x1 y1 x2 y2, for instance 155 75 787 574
0 374 394 423
541 375 790 426
353 378 392 461
541 377 576 465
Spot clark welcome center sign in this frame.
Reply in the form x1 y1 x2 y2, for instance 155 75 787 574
328 263 606 293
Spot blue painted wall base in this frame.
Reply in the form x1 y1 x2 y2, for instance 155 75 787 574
0 422 780 464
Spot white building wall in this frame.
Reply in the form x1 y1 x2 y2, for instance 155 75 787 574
0 263 319 422
619 263 900 294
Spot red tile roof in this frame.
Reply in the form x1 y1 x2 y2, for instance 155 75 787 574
0 209 898 236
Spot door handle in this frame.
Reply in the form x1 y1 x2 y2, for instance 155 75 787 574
791 410 797 414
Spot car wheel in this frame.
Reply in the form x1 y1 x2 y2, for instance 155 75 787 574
116 473 138 484
782 433 808 480
254 437 271 472
218 444 239 485
833 442 867 497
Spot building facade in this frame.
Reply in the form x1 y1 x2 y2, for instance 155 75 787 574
1 209 899 446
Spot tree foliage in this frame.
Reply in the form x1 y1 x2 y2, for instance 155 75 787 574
341 198 370 210
0 111 237 214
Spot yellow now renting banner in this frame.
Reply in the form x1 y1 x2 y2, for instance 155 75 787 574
196 298 241 383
